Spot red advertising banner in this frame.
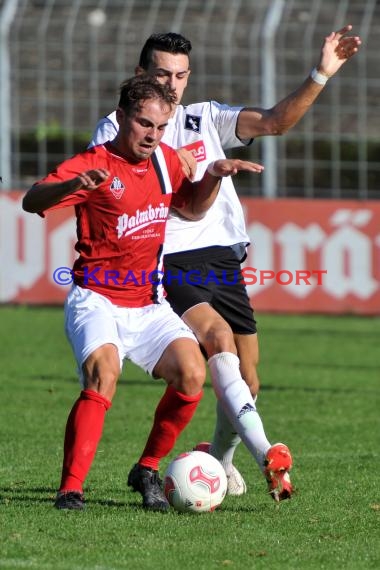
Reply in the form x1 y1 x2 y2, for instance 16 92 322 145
1 193 379 314
241 198 380 314
1 192 76 304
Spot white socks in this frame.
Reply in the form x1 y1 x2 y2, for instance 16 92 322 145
210 400 242 476
208 352 271 471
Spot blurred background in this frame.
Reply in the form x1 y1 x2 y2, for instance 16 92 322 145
1 0 379 198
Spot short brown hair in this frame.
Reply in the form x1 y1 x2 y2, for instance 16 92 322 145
118 74 177 116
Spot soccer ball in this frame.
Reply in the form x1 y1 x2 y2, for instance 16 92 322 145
164 450 227 513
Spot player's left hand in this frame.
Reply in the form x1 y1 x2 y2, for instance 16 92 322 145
209 159 264 177
76 168 110 190
317 25 361 77
177 147 197 180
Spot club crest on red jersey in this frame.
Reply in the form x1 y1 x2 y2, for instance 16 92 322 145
109 176 126 199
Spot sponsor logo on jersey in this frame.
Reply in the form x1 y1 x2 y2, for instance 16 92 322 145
182 140 206 162
185 114 202 133
109 176 126 199
132 167 148 175
116 202 169 238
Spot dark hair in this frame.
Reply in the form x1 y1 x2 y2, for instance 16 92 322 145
138 32 192 69
118 74 177 115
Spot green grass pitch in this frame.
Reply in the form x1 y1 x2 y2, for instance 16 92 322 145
0 306 379 569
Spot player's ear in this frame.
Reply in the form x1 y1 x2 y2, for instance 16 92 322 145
135 66 145 76
115 107 125 125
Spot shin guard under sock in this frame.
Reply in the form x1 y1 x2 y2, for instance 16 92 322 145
139 385 203 471
208 352 271 470
59 389 112 492
210 400 242 475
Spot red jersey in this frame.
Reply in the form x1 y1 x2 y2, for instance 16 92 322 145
39 142 186 307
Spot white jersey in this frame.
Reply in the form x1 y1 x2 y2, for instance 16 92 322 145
89 101 251 255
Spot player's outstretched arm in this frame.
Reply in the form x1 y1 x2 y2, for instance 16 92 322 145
172 159 264 220
317 24 361 77
22 169 109 213
236 25 361 140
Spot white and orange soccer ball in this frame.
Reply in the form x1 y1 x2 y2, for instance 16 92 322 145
164 450 227 513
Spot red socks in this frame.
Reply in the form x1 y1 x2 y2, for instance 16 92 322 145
139 385 203 471
59 389 112 493
59 386 202 490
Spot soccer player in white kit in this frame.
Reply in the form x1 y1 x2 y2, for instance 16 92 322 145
90 28 361 502
22 75 264 511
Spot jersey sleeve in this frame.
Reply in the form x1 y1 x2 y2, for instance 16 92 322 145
209 100 252 149
88 112 118 148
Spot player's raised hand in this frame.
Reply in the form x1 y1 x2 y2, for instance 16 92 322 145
208 159 264 177
76 168 110 190
317 25 361 77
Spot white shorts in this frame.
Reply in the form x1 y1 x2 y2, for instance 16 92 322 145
64 285 197 379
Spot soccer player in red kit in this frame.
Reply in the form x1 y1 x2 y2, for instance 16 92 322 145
91 28 361 502
22 75 264 511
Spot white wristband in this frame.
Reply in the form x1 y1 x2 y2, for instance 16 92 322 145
310 67 329 86
206 161 220 177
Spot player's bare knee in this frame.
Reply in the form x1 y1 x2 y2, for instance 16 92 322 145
83 367 119 398
82 347 120 398
174 358 205 396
